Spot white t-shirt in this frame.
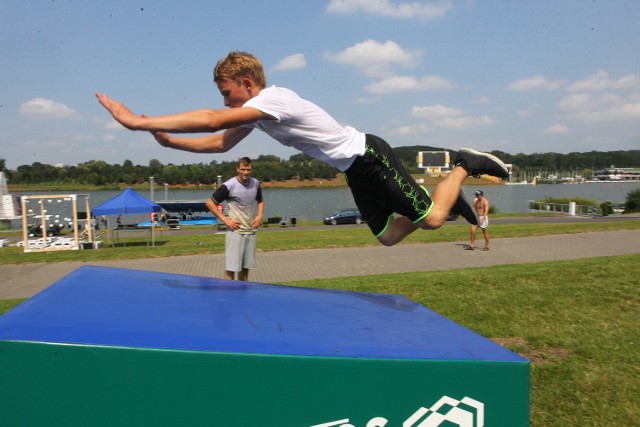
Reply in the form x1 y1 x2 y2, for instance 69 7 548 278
243 86 366 171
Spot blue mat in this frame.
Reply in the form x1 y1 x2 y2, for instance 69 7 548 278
0 266 525 361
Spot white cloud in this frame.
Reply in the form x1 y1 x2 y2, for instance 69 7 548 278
18 98 79 120
516 103 540 117
543 124 569 134
508 75 564 91
70 133 94 142
553 70 640 124
355 96 381 104
271 53 306 72
437 115 494 129
365 75 454 94
412 104 462 119
324 39 423 78
327 0 453 22
568 70 640 92
391 123 432 135
411 104 494 128
472 96 491 105
558 92 640 123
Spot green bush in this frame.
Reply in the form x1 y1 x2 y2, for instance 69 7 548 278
544 196 599 206
600 201 614 216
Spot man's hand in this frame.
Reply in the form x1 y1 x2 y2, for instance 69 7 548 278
151 130 172 148
95 93 141 130
223 217 242 231
251 216 263 229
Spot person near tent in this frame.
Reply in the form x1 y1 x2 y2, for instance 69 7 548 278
96 51 509 247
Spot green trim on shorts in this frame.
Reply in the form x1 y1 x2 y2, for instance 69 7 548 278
374 187 433 237
374 214 394 238
412 186 433 224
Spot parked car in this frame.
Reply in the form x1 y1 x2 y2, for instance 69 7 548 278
323 209 363 225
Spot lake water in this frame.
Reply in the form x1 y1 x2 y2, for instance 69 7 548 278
13 182 638 228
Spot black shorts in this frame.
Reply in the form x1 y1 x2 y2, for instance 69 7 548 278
344 134 433 237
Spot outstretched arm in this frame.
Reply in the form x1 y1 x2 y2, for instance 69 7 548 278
151 126 253 153
95 93 268 133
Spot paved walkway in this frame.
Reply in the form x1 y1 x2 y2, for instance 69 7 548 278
1 229 639 300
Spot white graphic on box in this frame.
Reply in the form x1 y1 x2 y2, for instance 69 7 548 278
310 395 484 427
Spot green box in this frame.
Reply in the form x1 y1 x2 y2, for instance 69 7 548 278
0 266 529 426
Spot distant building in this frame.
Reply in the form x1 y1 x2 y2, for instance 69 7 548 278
0 172 21 226
593 166 640 182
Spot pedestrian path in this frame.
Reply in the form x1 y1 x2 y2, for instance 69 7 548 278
1 230 639 300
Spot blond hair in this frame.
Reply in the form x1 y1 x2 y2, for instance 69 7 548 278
213 51 267 88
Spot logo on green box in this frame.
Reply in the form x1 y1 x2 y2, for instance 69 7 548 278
311 395 484 427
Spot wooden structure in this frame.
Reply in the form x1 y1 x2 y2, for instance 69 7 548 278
20 194 91 252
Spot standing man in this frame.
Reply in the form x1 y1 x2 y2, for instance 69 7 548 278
467 190 490 251
205 157 264 281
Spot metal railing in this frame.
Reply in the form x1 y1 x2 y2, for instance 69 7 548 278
527 201 599 217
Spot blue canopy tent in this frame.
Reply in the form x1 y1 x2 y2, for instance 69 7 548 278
93 188 161 246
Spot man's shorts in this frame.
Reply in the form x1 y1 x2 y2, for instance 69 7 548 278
225 231 256 272
344 134 433 237
479 216 489 229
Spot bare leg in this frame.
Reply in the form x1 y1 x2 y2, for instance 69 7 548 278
238 268 250 282
469 225 477 249
224 270 235 280
423 166 468 228
377 216 419 246
482 228 490 249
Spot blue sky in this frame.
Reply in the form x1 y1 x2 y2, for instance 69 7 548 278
1 0 638 169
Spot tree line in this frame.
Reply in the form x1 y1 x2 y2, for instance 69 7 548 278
2 148 639 186
1 154 339 186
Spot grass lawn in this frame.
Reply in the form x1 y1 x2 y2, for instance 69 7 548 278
1 220 638 426
0 218 638 264
285 254 640 426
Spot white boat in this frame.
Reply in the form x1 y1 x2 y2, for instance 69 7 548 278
506 177 537 186
0 171 21 227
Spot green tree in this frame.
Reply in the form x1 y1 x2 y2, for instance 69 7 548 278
624 189 640 213
4 148 640 186
148 159 164 177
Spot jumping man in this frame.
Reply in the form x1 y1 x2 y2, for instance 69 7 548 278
97 51 508 247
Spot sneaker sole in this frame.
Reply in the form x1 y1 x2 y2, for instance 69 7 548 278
459 147 509 178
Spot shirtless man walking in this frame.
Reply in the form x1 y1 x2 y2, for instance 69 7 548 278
467 190 490 251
